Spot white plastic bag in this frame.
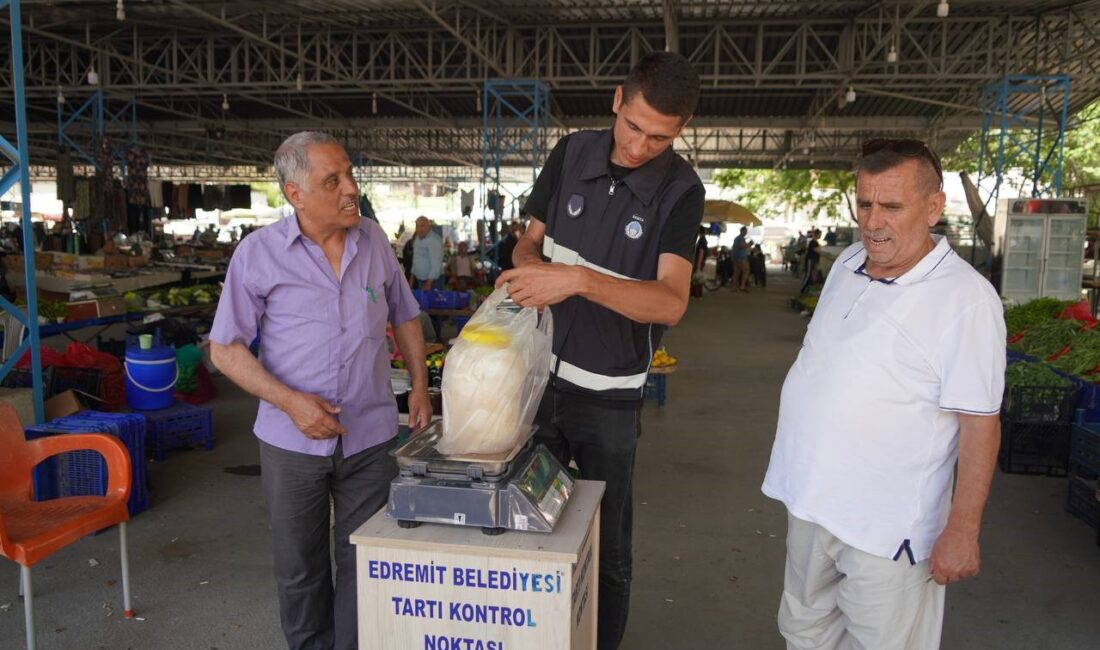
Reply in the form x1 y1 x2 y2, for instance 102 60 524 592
438 286 553 455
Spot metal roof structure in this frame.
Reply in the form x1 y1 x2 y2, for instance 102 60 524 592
3 0 1100 180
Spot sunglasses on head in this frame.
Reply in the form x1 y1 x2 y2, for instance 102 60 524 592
860 138 944 189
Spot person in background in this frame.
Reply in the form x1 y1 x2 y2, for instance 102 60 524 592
732 225 751 292
749 243 767 288
497 220 524 273
445 241 477 290
763 138 1004 650
209 131 432 650
411 215 443 289
716 245 733 287
692 226 709 298
824 226 838 246
799 228 822 294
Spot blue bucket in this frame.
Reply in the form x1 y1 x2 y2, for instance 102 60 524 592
124 345 179 410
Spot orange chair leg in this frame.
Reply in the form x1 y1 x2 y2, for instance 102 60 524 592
21 565 36 650
119 522 134 618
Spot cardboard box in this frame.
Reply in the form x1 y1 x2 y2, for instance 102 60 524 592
65 300 100 322
97 296 127 317
44 389 84 421
103 254 130 270
0 387 36 427
128 254 149 268
34 252 52 270
77 255 106 270
175 244 194 257
195 249 225 260
4 254 25 272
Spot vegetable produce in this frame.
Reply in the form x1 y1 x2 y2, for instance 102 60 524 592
1048 327 1100 377
1010 319 1080 358
1004 297 1074 336
651 347 677 368
1005 361 1073 389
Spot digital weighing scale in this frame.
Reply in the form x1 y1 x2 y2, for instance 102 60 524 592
386 421 574 535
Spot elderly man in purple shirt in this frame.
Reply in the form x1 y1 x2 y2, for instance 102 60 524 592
210 131 431 650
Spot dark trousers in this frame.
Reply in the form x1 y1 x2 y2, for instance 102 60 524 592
534 387 640 650
259 437 398 650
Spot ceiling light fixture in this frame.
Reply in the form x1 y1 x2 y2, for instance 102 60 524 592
56 86 65 105
87 68 99 85
476 92 482 112
845 86 856 103
221 94 229 111
371 92 378 115
296 74 304 91
115 0 125 21
887 44 898 63
936 1 949 18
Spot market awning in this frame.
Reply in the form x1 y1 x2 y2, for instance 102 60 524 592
702 200 762 226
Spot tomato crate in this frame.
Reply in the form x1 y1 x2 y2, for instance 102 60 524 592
999 418 1072 476
140 402 214 461
1002 383 1078 424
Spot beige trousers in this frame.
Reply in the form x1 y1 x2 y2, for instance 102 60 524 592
778 513 945 650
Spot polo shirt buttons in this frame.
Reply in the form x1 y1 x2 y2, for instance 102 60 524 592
340 327 346 333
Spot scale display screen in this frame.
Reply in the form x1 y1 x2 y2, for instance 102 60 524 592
515 448 574 523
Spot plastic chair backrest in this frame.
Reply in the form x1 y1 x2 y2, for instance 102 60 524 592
0 402 32 502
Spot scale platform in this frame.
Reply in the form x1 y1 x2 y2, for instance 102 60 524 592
386 421 574 535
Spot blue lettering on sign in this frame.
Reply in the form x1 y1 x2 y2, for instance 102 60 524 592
424 634 504 650
368 559 447 584
390 596 444 620
451 567 562 593
446 601 536 628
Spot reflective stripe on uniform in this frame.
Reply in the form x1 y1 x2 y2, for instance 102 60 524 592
543 236 636 281
551 353 649 391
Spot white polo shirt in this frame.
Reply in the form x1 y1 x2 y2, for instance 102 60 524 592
762 235 1005 562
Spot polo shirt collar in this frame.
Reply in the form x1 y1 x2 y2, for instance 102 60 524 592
842 234 954 286
577 129 673 207
283 211 366 250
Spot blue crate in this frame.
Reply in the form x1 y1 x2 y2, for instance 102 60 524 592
426 290 469 310
140 402 214 462
26 412 150 517
410 289 431 311
1072 422 1100 474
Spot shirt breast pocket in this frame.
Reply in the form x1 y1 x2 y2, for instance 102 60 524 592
357 287 390 340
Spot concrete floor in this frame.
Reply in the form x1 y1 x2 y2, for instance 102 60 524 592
2 271 1100 649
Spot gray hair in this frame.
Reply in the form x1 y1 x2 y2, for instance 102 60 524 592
274 131 341 189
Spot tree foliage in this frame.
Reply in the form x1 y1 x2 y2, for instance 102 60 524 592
712 168 856 223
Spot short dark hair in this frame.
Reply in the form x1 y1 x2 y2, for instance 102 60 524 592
857 139 943 194
622 51 700 122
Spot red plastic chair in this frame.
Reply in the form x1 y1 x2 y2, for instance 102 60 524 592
0 403 134 650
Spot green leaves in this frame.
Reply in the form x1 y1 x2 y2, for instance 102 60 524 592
712 169 855 223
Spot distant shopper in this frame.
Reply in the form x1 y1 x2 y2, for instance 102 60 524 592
692 226 709 298
411 215 443 289
497 221 523 273
763 138 1004 650
799 229 821 294
445 241 477 290
732 226 751 291
209 131 432 650
824 226 838 246
749 243 767 288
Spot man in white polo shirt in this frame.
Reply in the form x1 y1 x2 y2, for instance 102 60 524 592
762 139 1005 649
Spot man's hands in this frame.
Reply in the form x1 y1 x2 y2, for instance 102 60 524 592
407 387 433 434
496 262 582 308
284 391 346 440
929 525 980 586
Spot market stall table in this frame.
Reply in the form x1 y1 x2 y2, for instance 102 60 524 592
351 479 604 650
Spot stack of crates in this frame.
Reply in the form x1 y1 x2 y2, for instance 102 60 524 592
1068 420 1100 545
140 402 214 461
26 411 149 517
999 382 1078 476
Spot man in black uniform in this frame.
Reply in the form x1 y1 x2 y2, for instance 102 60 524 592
497 51 704 650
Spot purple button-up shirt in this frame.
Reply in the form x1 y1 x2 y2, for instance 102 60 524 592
210 214 420 457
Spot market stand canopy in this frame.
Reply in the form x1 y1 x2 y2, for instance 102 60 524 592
703 200 761 227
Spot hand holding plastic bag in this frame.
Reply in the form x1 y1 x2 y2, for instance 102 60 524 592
438 286 553 455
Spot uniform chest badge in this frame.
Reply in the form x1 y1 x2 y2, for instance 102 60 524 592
625 219 644 240
566 193 585 218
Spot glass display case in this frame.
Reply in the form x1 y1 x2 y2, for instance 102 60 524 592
995 198 1087 302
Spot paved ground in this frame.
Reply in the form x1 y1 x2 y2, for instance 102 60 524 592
2 270 1099 649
